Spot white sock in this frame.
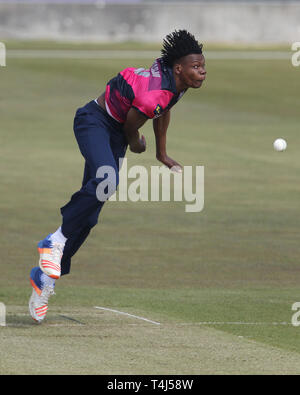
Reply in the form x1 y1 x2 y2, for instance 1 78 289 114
50 226 67 245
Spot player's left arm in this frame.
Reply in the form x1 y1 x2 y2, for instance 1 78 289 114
153 110 182 172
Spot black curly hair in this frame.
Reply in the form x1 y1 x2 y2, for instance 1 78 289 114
161 30 203 67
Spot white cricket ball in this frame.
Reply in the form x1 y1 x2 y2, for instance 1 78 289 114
273 138 287 152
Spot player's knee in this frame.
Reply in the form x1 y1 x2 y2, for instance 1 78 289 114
87 216 98 228
87 206 103 228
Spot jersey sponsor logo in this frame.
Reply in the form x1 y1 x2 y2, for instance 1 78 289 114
154 104 162 117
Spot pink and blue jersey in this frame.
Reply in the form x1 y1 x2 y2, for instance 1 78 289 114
105 58 186 123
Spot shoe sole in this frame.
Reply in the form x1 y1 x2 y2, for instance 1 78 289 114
30 278 42 296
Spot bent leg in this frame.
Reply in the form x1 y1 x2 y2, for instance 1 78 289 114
61 161 102 275
61 121 119 238
60 103 127 273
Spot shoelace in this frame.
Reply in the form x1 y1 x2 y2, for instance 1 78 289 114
51 243 64 261
40 285 55 305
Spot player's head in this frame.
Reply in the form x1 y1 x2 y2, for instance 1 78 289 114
161 29 206 89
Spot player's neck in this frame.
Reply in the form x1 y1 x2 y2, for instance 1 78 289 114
173 71 188 93
173 73 188 93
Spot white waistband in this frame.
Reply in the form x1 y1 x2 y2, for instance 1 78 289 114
105 100 120 123
94 98 120 123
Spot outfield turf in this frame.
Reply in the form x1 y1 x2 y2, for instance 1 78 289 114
1 42 300 375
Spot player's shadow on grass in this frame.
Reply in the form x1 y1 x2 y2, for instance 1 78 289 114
6 313 84 327
6 314 36 327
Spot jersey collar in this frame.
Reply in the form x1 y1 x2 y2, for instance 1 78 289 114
158 58 178 94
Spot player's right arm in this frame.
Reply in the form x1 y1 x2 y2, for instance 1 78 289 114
123 108 148 154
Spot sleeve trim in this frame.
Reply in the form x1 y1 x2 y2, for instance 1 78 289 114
131 106 151 119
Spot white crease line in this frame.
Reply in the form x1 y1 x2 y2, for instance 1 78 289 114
206 51 290 60
6 50 291 60
175 322 291 326
94 306 161 325
7 50 160 59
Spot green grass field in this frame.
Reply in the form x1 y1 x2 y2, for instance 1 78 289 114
1 41 300 375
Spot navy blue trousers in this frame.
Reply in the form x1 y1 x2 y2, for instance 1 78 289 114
60 100 127 275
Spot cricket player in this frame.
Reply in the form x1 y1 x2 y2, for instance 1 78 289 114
29 30 206 322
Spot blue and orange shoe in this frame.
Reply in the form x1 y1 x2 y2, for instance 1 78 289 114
38 234 64 279
29 267 55 323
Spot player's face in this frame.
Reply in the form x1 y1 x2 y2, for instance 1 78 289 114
177 54 206 89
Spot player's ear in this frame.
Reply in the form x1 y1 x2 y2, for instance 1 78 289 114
173 63 182 75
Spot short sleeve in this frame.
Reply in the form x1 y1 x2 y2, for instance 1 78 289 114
132 90 174 119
